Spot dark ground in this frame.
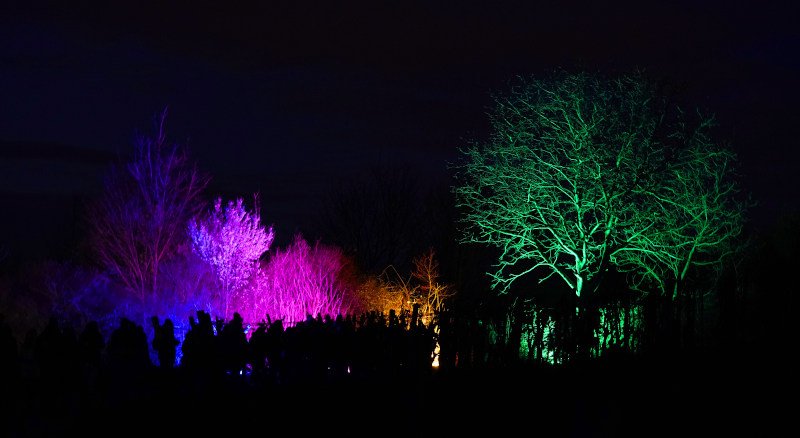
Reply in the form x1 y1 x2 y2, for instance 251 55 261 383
2 353 785 437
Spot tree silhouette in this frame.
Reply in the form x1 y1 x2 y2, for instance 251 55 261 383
313 164 424 275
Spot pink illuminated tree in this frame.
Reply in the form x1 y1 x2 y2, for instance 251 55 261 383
241 234 356 326
189 196 274 319
87 109 209 309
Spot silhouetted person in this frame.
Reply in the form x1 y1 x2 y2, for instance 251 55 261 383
248 321 269 374
102 318 153 415
219 312 247 375
79 321 105 368
150 316 178 369
77 320 105 397
180 310 217 376
60 325 81 389
107 318 152 372
34 316 64 385
0 314 17 377
19 327 38 380
264 317 285 380
0 314 19 423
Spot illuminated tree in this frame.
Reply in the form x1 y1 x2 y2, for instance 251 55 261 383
370 264 415 315
244 234 356 325
353 275 408 316
410 248 454 367
88 109 208 308
359 249 454 322
613 124 747 299
454 72 745 301
410 248 454 323
189 196 274 319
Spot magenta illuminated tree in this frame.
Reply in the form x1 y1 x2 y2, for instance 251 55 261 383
189 196 274 319
244 234 356 326
88 109 209 309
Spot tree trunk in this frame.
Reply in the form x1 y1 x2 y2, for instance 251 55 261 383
574 293 598 361
505 299 524 365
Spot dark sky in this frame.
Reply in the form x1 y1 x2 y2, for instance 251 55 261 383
2 0 799 265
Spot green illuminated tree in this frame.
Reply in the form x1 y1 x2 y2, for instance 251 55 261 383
453 72 745 301
613 118 747 299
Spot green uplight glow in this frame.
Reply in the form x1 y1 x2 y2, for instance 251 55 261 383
517 303 644 363
520 315 557 364
591 305 643 357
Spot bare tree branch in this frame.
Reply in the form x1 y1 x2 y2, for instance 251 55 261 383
87 109 209 308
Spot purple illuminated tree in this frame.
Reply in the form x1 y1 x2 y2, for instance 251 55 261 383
87 109 209 310
189 196 274 319
242 234 356 326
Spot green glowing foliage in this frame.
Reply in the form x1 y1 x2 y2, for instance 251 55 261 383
612 122 747 298
454 72 746 300
454 72 662 297
516 303 644 364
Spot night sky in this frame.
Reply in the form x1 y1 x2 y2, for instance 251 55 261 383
2 0 799 266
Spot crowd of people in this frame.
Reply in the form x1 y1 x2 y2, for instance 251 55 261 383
0 306 761 437
0 308 442 436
